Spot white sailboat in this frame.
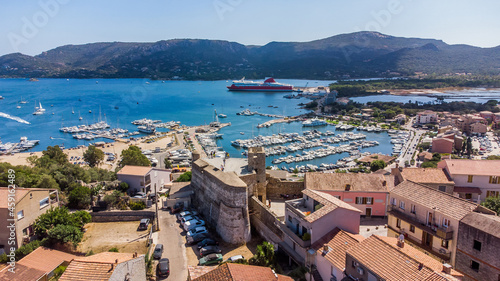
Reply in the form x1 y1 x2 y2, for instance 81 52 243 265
33 102 46 115
72 107 75 114
78 111 83 121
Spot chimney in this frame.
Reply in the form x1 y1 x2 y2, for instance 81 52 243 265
133 252 138 258
395 163 399 169
382 180 387 187
345 184 351 191
115 259 118 264
323 245 329 253
442 263 452 274
418 263 423 270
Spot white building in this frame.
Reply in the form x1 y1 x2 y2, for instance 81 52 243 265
117 165 172 195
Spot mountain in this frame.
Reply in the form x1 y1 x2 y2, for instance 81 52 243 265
1 32 499 79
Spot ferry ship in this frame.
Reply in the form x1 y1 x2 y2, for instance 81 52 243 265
227 78 293 92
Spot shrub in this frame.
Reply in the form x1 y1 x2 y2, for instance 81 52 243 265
118 182 129 193
130 201 146 210
175 171 192 182
302 233 311 241
109 247 119 252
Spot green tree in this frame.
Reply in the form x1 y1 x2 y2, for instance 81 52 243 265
68 185 92 209
164 158 172 169
118 182 129 193
33 207 89 247
249 242 276 269
421 161 438 168
431 153 442 162
47 224 83 247
370 160 387 172
34 174 59 190
37 145 68 167
175 171 192 182
83 145 105 167
119 145 150 167
481 196 500 215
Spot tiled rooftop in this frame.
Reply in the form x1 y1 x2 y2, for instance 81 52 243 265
391 180 482 221
312 228 364 270
439 159 500 176
305 173 393 192
192 263 293 281
301 189 361 223
460 212 500 238
116 165 151 176
347 235 461 281
400 168 454 185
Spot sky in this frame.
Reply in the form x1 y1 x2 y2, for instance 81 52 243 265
1 0 500 56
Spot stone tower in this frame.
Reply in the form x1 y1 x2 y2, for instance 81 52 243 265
248 147 267 203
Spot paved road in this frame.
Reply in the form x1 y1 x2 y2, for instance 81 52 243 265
396 117 424 167
153 208 188 281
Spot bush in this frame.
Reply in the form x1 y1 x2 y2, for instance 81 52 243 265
175 171 192 182
68 185 91 209
302 233 311 241
130 201 146 210
118 182 129 193
109 247 119 252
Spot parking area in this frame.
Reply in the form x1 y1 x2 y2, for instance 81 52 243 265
472 132 500 159
78 221 150 254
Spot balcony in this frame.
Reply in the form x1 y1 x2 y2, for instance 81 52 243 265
387 205 453 241
279 220 311 248
285 199 312 219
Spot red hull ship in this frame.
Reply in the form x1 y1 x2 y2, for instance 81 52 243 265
227 78 293 91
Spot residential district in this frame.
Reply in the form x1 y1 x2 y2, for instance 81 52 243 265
1 104 500 281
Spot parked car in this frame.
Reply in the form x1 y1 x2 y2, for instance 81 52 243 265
197 238 219 249
180 215 199 226
176 210 198 220
153 244 164 259
134 192 147 198
187 227 208 238
157 258 170 277
199 253 223 266
187 233 211 245
199 245 222 257
184 219 206 231
138 219 150 230
226 255 245 262
171 202 184 214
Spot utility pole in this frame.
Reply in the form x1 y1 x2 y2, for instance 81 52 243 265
155 183 160 231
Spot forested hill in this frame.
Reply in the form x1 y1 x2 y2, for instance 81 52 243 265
1 32 499 80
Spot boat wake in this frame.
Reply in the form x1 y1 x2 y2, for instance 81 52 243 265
0 112 31 124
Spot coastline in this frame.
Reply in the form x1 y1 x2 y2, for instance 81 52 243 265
388 87 500 96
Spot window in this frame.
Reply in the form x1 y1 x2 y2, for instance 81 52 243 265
356 197 374 205
410 225 415 233
441 239 449 249
365 197 373 205
391 198 397 206
438 186 447 192
468 175 473 183
351 260 356 268
490 176 499 184
399 201 405 210
470 260 480 272
22 227 28 236
442 218 450 228
305 195 309 201
288 216 292 222
410 204 416 214
473 240 482 251
486 191 499 198
356 197 363 204
17 210 24 220
465 193 472 199
396 219 401 228
39 197 49 209
333 195 341 200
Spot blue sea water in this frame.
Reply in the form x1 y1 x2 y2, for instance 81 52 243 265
0 78 396 167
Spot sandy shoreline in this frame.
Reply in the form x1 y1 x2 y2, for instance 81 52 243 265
389 87 500 96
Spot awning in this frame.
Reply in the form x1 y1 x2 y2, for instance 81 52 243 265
454 186 482 194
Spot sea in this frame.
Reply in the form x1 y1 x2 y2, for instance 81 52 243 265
1 78 497 167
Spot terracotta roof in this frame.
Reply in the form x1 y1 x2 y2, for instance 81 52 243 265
59 252 138 281
347 235 461 281
305 173 393 192
391 180 480 221
460 212 500 238
188 266 218 280
433 138 454 143
312 228 364 270
0 264 45 281
116 165 151 176
193 263 293 281
400 168 454 185
302 189 361 223
453 186 482 194
439 159 500 176
357 154 396 164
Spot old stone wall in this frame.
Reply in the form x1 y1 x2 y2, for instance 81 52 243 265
91 211 155 222
249 196 284 243
266 177 304 200
191 160 251 244
456 222 500 281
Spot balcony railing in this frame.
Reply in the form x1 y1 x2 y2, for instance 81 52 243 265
387 205 454 241
285 199 309 219
279 221 311 248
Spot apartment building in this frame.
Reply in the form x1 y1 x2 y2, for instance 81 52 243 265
117 165 171 195
416 110 438 125
392 167 455 194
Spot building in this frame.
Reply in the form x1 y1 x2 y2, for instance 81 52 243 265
59 252 146 281
479 111 494 122
311 228 365 281
116 165 171 195
0 247 76 281
455 212 500 281
280 189 361 263
416 110 438 125
455 114 487 135
0 187 59 252
357 153 396 166
387 180 495 266
190 263 293 281
304 173 393 217
392 167 455 194
432 138 455 154
324 90 337 105
345 235 463 281
437 159 500 203
469 123 487 135
419 151 434 162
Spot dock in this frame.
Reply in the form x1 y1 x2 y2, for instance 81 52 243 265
257 117 302 128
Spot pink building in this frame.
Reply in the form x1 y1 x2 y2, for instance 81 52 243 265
304 173 393 217
432 138 454 154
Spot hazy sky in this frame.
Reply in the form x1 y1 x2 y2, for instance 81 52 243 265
1 0 499 56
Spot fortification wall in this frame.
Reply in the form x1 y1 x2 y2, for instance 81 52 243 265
266 177 305 200
249 196 284 244
192 160 251 244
